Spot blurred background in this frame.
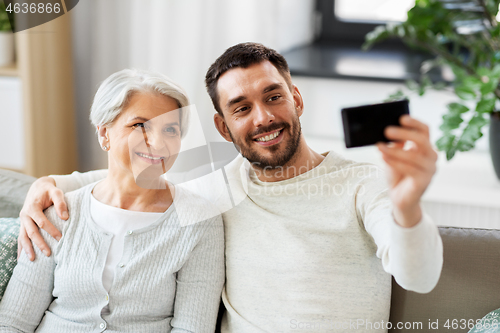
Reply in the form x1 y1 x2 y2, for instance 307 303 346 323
0 0 498 228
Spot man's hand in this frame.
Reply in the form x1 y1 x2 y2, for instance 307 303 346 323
377 115 438 228
18 176 68 261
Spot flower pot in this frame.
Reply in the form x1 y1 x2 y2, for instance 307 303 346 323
490 112 500 180
0 31 15 67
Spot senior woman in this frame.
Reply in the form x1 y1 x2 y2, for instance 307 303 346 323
0 69 224 332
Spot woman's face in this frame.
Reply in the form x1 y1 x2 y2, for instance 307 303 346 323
101 92 182 187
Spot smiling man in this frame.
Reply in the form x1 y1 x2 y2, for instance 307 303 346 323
18 43 442 333
205 43 442 332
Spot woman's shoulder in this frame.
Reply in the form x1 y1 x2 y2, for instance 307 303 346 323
43 183 95 233
173 186 222 228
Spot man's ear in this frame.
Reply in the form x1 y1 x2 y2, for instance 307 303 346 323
292 84 304 117
97 125 110 149
214 113 233 142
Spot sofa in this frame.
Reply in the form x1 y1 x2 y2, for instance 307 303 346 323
0 169 499 332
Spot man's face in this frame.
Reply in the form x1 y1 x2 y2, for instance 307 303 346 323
214 61 304 169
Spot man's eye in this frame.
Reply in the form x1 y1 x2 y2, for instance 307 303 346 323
235 106 249 113
268 95 281 102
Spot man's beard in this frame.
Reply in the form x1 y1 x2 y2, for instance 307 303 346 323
227 114 302 169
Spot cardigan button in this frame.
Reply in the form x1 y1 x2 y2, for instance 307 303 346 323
128 230 133 235
119 263 125 268
100 322 106 329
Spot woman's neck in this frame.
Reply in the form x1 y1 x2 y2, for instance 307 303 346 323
92 169 174 213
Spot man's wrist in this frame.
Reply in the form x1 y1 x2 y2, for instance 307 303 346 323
392 204 423 228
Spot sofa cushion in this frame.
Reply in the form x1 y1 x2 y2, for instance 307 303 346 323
468 307 500 333
0 217 20 300
0 169 35 218
389 227 500 332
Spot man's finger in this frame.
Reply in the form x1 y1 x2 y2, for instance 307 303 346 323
378 144 431 172
381 154 423 179
30 209 62 241
399 115 430 139
384 126 432 151
24 214 52 257
51 189 69 220
17 223 35 261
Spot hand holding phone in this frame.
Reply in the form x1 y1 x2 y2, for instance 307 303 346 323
341 100 410 148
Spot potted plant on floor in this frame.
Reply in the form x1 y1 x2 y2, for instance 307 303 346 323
363 0 500 180
0 1 14 67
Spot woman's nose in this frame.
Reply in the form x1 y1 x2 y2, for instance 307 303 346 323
142 127 165 150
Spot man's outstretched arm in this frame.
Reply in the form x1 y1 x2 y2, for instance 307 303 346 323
19 170 107 260
361 115 443 292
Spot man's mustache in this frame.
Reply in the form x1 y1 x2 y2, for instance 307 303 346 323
247 122 289 140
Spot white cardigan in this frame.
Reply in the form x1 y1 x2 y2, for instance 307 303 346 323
0 183 225 333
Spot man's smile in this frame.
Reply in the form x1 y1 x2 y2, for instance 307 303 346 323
253 129 284 146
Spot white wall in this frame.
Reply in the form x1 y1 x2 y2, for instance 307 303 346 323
70 0 316 172
294 76 490 152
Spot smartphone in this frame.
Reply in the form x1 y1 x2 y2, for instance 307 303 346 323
341 99 409 148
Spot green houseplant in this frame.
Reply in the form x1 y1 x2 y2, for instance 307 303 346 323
0 1 14 67
0 2 11 32
363 0 500 179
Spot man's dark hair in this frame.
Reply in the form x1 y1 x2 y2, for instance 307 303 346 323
205 42 292 116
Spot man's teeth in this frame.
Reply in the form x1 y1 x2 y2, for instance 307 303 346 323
137 153 163 160
256 130 280 142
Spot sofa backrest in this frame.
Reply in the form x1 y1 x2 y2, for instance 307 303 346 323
0 169 35 218
389 227 500 332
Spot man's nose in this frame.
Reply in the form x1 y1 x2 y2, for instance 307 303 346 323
253 103 274 127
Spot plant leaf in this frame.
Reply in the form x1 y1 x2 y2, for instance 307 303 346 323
462 75 482 91
385 90 409 102
475 96 496 113
480 78 498 95
490 64 500 78
447 102 470 113
455 85 476 100
455 115 489 151
436 134 457 160
440 113 463 131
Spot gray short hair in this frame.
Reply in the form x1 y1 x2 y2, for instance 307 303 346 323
90 69 190 138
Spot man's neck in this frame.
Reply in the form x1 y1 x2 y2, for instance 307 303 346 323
252 141 325 182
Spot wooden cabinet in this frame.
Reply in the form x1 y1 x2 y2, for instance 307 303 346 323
0 13 77 177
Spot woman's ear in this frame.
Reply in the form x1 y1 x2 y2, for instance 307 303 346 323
97 125 110 151
214 113 233 142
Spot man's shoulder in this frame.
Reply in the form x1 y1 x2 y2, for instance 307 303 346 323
224 154 245 178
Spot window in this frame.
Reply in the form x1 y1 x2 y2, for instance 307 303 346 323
335 0 415 23
316 0 414 43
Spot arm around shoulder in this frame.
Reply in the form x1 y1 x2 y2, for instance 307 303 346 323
50 169 108 193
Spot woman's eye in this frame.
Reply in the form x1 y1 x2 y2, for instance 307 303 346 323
164 127 179 135
132 123 145 128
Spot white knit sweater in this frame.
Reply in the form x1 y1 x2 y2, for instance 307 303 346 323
219 151 443 333
0 183 225 333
